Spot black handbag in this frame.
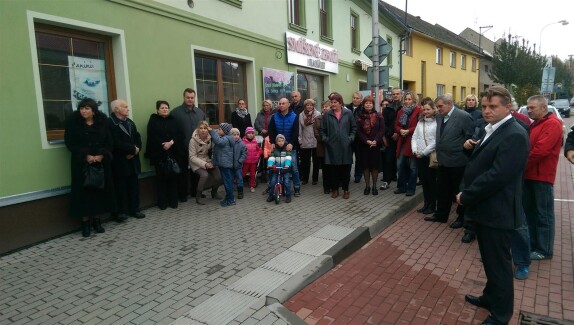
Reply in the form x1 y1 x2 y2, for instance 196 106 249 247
83 163 105 189
162 157 181 177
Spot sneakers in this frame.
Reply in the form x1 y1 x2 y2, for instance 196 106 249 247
530 251 550 260
514 266 529 280
250 187 255 193
294 188 301 197
379 182 389 190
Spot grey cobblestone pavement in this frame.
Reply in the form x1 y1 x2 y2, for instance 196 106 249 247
0 172 421 324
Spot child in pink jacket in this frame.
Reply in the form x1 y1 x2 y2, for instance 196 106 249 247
242 127 262 192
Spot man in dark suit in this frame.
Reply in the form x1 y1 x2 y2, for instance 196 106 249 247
345 91 363 183
424 95 475 243
457 86 529 325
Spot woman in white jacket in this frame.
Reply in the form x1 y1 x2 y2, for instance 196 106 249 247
411 97 438 214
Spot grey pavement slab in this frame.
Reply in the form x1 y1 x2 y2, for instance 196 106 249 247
0 173 422 324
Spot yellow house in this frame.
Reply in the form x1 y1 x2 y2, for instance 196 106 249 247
383 2 480 104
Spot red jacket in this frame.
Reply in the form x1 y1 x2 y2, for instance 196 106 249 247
395 106 421 157
524 113 562 183
242 137 262 164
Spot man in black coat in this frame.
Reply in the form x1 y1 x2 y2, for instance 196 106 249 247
345 91 363 183
379 87 402 190
108 99 145 221
457 86 529 325
289 90 304 115
565 124 574 164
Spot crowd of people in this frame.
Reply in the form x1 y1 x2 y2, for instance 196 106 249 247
64 85 574 325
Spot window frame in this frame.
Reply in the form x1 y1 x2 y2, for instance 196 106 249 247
436 47 443 65
461 86 466 101
436 84 445 96
404 36 413 57
319 0 333 44
34 23 117 143
350 11 360 54
471 57 477 72
449 51 456 68
461 54 467 70
386 36 393 66
288 0 307 34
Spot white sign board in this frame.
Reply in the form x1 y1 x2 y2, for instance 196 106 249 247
285 32 338 73
68 56 109 114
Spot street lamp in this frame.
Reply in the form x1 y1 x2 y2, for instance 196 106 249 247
539 20 569 54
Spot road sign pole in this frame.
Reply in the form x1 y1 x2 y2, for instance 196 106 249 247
372 0 379 112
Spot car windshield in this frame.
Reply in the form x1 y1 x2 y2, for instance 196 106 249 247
554 99 569 106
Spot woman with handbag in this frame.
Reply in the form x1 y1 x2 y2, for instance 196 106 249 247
411 97 438 214
65 98 115 237
145 100 180 210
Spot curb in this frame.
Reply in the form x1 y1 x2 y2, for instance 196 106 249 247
263 192 424 323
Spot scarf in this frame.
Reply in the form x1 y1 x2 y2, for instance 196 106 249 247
236 108 248 118
303 109 315 126
399 104 415 128
359 110 377 135
264 110 270 129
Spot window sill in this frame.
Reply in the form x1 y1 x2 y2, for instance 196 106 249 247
219 0 242 9
351 48 361 55
320 35 334 45
288 23 307 35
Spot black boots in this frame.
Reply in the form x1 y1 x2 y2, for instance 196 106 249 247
93 217 105 233
82 221 91 237
237 188 244 199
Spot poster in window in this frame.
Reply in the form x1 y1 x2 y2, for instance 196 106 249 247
68 56 109 114
262 67 294 108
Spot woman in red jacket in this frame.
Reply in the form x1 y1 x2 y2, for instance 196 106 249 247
394 91 422 196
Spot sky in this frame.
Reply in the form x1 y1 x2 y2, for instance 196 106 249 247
382 0 574 61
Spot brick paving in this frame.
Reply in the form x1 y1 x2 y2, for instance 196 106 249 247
0 167 420 324
284 148 574 324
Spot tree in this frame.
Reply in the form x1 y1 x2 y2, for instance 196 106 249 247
490 35 546 103
552 57 573 99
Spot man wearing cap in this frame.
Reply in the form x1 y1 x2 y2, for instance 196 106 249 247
171 88 206 202
268 97 301 197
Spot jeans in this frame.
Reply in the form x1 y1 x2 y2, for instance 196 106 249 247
290 150 301 189
233 167 244 190
523 180 555 257
269 169 292 197
511 213 531 267
219 167 235 202
396 153 417 194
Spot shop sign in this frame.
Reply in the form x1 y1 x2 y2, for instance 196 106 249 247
285 31 338 73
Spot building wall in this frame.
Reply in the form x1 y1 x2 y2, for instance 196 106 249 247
0 0 402 254
402 33 479 102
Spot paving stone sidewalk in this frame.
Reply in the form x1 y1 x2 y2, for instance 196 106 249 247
284 153 574 324
0 170 420 324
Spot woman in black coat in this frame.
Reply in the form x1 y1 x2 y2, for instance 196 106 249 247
145 100 180 210
231 99 253 137
355 96 385 195
64 98 115 237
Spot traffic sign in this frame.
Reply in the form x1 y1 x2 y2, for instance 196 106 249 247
363 36 393 64
367 66 390 88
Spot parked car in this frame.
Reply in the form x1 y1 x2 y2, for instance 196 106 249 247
518 105 565 145
549 99 570 117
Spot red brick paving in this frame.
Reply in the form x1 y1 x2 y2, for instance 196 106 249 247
285 152 574 324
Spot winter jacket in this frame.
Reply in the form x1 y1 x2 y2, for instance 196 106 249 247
170 104 205 156
242 137 262 164
298 109 320 149
394 106 422 158
210 130 247 169
145 113 179 166
189 129 214 172
108 113 142 176
464 107 483 121
313 114 325 158
411 116 437 156
268 111 299 147
231 109 253 138
320 108 357 165
254 109 275 136
565 125 574 157
355 110 384 145
267 145 292 169
524 113 563 184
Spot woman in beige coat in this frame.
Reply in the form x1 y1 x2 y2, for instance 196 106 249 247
189 121 222 204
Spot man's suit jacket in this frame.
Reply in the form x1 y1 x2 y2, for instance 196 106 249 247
460 117 529 230
435 108 474 167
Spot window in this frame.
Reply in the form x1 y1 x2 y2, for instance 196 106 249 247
297 72 324 104
358 81 368 91
288 0 306 33
436 84 445 96
319 0 332 42
386 36 393 66
450 51 456 68
436 47 443 64
461 87 466 101
471 57 477 72
484 64 489 73
461 54 466 70
35 24 115 142
350 12 359 52
471 87 476 95
195 55 246 125
405 36 412 57
452 86 456 102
